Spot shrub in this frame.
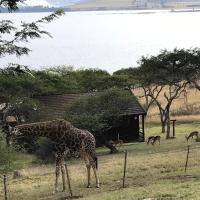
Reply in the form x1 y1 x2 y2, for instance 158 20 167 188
0 135 19 173
65 88 137 134
35 137 55 163
171 103 200 116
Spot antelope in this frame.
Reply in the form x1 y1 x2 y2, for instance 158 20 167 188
113 133 123 147
147 136 155 145
109 139 123 147
113 139 123 147
151 136 161 145
147 136 161 145
185 131 199 141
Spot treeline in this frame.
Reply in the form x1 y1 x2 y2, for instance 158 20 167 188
2 48 200 135
0 65 133 99
0 65 134 124
2 48 200 169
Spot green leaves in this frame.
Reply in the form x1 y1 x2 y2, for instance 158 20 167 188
0 0 24 11
37 9 65 23
137 48 200 86
0 20 16 34
0 4 65 58
65 88 136 135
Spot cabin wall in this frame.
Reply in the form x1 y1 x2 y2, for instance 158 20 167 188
104 114 141 143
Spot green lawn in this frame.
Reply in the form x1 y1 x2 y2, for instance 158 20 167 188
1 122 200 200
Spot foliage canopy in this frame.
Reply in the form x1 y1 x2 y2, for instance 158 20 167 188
65 88 137 135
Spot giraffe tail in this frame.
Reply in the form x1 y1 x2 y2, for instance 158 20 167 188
95 156 98 170
91 153 98 170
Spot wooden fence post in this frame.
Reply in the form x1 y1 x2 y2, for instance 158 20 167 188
185 145 190 173
64 163 73 197
122 150 128 188
3 175 8 200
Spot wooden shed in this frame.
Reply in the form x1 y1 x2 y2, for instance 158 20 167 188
35 92 146 142
104 100 146 142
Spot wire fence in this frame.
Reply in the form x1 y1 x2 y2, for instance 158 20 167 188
1 144 200 199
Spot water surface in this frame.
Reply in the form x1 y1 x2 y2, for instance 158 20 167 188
0 10 200 73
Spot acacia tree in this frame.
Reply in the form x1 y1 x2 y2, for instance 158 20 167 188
179 48 200 91
0 1 64 146
0 0 64 99
0 0 64 71
136 49 191 138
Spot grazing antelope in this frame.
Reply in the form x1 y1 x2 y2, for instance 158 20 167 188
151 136 161 145
185 131 199 141
109 139 123 147
113 139 123 147
112 133 123 147
146 136 155 145
147 136 161 145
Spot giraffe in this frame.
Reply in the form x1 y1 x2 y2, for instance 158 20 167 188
10 119 100 192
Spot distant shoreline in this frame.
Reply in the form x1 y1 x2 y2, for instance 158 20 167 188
170 8 200 13
1 6 200 14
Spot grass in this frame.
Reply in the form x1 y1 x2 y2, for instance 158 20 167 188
134 86 200 124
1 122 200 200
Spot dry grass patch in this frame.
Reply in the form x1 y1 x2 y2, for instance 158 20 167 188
1 123 200 199
134 86 200 124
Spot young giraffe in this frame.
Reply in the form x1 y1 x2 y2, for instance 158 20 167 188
10 119 100 192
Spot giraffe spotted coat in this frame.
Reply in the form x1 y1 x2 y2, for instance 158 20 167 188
11 119 100 192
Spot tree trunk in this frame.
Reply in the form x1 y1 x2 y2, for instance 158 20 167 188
166 110 171 139
159 108 166 133
97 135 118 154
104 140 118 154
161 122 166 133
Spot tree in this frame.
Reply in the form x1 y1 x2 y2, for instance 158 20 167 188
136 49 190 138
65 88 137 153
114 68 158 113
0 11 64 59
0 1 64 146
177 48 200 91
0 0 24 11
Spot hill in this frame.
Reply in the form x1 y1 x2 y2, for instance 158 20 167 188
5 0 200 12
69 0 200 11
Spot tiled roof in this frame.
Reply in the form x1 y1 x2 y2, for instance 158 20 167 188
35 92 146 120
35 93 85 119
119 100 146 116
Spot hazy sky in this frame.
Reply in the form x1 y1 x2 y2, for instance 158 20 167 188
1 10 200 73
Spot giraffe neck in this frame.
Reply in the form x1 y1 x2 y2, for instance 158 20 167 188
16 119 72 138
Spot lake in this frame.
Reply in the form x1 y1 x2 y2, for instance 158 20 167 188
1 10 200 73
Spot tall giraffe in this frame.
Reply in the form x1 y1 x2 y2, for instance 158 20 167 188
10 119 100 192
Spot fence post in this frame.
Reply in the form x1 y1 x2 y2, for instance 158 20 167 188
122 150 128 188
3 175 8 200
64 163 73 197
170 119 176 137
185 145 190 173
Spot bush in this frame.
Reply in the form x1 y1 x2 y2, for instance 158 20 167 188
171 103 200 116
35 137 55 163
65 88 137 136
0 135 19 173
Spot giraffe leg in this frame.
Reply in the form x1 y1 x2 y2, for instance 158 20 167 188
80 149 91 188
55 159 61 193
86 164 91 188
91 158 100 188
84 156 92 188
61 157 66 192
